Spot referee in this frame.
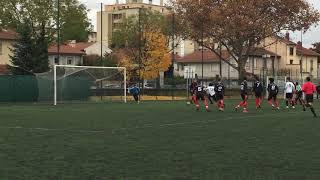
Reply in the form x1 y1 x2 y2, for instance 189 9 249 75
302 77 317 117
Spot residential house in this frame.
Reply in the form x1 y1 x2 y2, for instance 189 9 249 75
48 41 93 66
174 48 280 80
0 30 17 66
263 33 320 78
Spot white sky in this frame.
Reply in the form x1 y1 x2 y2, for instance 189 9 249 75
80 0 320 48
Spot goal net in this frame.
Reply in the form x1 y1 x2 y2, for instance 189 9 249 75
53 65 126 105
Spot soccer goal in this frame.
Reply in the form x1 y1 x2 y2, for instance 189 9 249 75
53 65 126 105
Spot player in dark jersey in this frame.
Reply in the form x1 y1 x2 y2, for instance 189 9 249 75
267 78 280 109
235 77 248 113
189 80 198 104
194 82 209 112
252 77 263 109
214 78 225 111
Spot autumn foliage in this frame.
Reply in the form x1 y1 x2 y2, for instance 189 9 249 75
173 0 320 80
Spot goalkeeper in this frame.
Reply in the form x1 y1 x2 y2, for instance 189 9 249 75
128 84 140 104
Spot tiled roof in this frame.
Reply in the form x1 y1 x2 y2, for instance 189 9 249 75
297 46 320 57
176 48 280 63
0 30 17 40
48 42 95 56
246 48 281 57
176 50 231 63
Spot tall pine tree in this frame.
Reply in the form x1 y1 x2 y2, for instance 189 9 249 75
32 22 49 73
10 21 34 75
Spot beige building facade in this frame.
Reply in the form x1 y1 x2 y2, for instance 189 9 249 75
263 33 320 78
0 30 16 65
97 0 169 45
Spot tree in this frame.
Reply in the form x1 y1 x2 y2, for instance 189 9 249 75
111 10 171 81
174 0 320 81
10 21 34 75
312 42 320 54
32 22 50 73
0 0 91 43
60 0 92 42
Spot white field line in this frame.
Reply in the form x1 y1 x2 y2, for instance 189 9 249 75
0 111 307 134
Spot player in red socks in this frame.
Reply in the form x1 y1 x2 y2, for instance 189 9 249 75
267 78 280 110
214 78 225 111
235 77 248 113
194 82 209 112
253 77 263 109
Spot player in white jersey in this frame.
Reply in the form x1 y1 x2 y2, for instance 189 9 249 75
206 83 216 104
284 77 295 109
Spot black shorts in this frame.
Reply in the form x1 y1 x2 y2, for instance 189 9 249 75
268 94 277 101
286 93 293 99
306 94 314 103
296 92 302 99
196 94 205 101
255 92 262 98
216 93 224 101
208 95 217 102
241 94 248 101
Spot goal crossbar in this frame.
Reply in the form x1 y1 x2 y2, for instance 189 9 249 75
53 65 127 105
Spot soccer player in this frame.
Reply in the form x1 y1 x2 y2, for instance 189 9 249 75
189 80 198 104
128 84 140 104
252 77 263 109
267 78 280 110
302 77 317 117
206 83 216 104
284 77 295 109
294 82 304 107
214 78 225 111
194 82 209 112
235 77 248 113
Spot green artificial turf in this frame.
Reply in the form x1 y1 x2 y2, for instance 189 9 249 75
0 100 320 180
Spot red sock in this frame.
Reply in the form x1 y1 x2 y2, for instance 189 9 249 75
239 101 244 107
243 101 247 108
255 98 259 107
204 99 209 109
275 101 279 107
268 100 273 106
221 100 225 108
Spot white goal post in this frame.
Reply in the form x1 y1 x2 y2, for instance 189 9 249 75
54 65 127 105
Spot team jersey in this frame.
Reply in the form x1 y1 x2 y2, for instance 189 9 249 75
195 85 205 96
240 81 248 94
189 82 197 93
302 82 316 95
129 86 140 95
295 85 302 92
253 81 263 93
267 83 279 95
206 86 215 96
214 82 225 94
285 81 295 93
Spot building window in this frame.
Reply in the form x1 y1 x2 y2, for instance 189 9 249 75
253 58 257 69
290 60 293 65
54 57 59 64
67 57 73 65
289 47 294 56
310 60 314 71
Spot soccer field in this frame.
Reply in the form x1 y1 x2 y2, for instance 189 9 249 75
1 100 320 180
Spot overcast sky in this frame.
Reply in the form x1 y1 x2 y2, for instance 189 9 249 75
80 0 320 48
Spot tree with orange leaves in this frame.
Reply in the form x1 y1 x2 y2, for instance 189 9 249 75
112 9 171 82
